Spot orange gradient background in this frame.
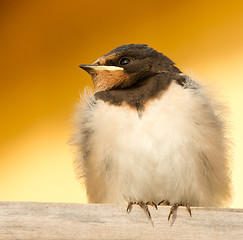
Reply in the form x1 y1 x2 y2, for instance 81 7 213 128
1 0 243 207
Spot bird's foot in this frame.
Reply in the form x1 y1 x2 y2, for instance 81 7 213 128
127 201 157 226
168 202 192 221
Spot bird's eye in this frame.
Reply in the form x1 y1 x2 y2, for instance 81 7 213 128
119 57 130 65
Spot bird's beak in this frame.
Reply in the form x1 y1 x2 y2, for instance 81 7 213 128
79 64 126 92
79 64 124 73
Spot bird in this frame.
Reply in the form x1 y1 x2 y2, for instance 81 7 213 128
70 44 232 222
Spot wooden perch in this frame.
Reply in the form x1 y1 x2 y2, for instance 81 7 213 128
0 201 243 240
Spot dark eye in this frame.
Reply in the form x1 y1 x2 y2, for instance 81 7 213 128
119 57 130 65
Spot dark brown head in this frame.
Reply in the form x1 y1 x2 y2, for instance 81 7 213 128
79 44 181 93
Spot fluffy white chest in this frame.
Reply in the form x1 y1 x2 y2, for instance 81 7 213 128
78 81 230 207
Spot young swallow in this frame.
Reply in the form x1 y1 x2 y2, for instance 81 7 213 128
71 44 232 222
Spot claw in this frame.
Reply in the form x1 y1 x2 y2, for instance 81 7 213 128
168 203 179 221
127 201 134 213
185 203 192 217
158 200 170 206
138 201 152 220
126 201 154 226
168 202 192 221
146 201 158 210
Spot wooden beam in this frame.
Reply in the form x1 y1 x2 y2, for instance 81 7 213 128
0 201 243 240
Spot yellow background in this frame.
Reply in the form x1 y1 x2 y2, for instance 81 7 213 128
0 0 243 207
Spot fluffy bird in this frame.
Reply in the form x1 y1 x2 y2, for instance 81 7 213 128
71 44 232 221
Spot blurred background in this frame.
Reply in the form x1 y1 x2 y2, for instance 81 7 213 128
0 0 243 207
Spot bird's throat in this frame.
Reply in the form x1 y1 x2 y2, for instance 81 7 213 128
94 72 179 114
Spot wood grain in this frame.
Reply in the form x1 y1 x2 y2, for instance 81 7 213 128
0 201 243 240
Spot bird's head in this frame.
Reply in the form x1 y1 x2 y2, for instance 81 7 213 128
79 44 180 92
